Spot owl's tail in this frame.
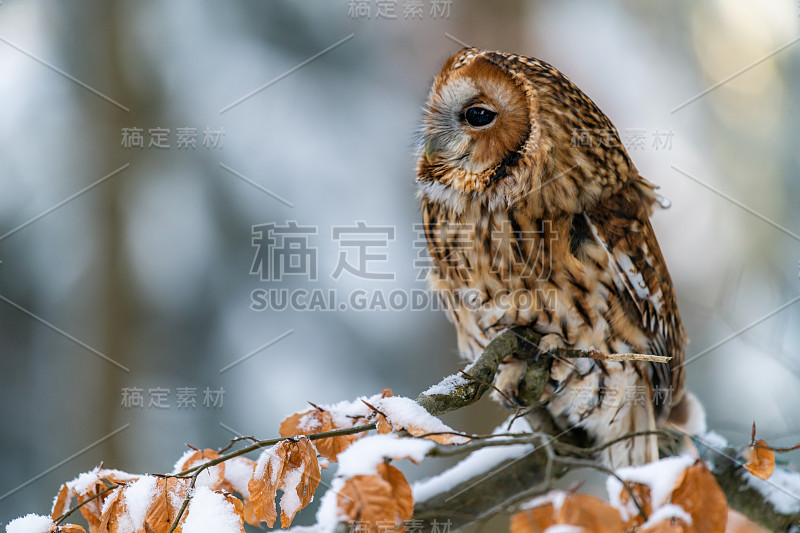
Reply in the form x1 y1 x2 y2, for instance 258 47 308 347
599 391 660 468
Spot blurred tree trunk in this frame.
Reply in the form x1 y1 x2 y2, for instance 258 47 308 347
54 0 142 470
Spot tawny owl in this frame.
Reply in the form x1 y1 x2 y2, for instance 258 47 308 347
417 48 698 467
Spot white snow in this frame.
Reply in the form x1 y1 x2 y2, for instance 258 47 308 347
182 486 243 533
337 435 434 477
422 373 470 396
700 430 728 450
118 475 158 533
298 411 326 432
377 396 466 442
223 457 255 498
5 514 54 533
280 466 305 521
606 455 695 521
542 526 582 533
745 466 800 514
412 416 534 503
314 477 348 533
310 393 383 431
520 490 567 513
172 450 197 474
315 434 436 532
100 487 122 518
640 504 692 528
66 466 138 494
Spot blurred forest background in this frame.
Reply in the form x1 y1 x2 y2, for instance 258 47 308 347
1 0 799 528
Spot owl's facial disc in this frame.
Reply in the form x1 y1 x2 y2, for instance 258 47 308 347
421 56 530 184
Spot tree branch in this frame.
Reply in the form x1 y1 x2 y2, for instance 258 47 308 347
411 326 800 531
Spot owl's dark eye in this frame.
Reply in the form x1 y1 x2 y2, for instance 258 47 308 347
464 105 497 128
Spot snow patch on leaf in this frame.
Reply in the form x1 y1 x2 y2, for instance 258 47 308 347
337 435 434 478
606 455 694 520
5 514 55 533
640 504 692 529
182 486 245 533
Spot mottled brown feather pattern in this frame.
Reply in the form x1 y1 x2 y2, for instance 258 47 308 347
417 48 688 466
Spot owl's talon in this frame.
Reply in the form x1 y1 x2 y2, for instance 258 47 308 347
492 356 528 408
537 333 565 356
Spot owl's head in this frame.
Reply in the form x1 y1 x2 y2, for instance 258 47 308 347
417 48 637 214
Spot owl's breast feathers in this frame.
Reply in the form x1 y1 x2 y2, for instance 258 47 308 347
420 177 686 420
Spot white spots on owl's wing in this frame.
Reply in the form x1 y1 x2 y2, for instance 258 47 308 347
615 252 650 301
584 213 666 335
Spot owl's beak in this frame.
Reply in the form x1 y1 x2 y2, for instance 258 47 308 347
425 139 436 164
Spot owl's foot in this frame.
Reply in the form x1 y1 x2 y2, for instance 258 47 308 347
491 355 527 408
537 333 565 355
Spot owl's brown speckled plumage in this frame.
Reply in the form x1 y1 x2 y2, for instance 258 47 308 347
417 48 690 467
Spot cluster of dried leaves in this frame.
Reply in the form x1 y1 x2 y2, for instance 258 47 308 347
33 389 461 532
17 390 784 533
511 437 776 533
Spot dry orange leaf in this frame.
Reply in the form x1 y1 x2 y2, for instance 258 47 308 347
176 449 225 489
248 437 320 529
97 477 197 533
280 408 360 462
617 482 653 528
671 461 728 533
280 439 321 528
337 463 414 532
58 526 87 533
141 478 191 533
50 469 139 530
510 493 624 533
744 440 775 480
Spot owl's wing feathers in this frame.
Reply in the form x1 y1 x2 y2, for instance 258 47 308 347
582 182 686 411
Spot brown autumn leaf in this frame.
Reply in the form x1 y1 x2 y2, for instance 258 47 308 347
337 463 414 532
280 408 360 462
280 438 321 528
375 412 392 435
671 461 728 533
744 440 775 480
248 437 321 529
248 441 289 527
510 493 625 533
59 525 87 533
49 469 139 530
176 449 225 490
140 477 191 533
96 486 126 533
618 482 653 528
51 484 71 520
